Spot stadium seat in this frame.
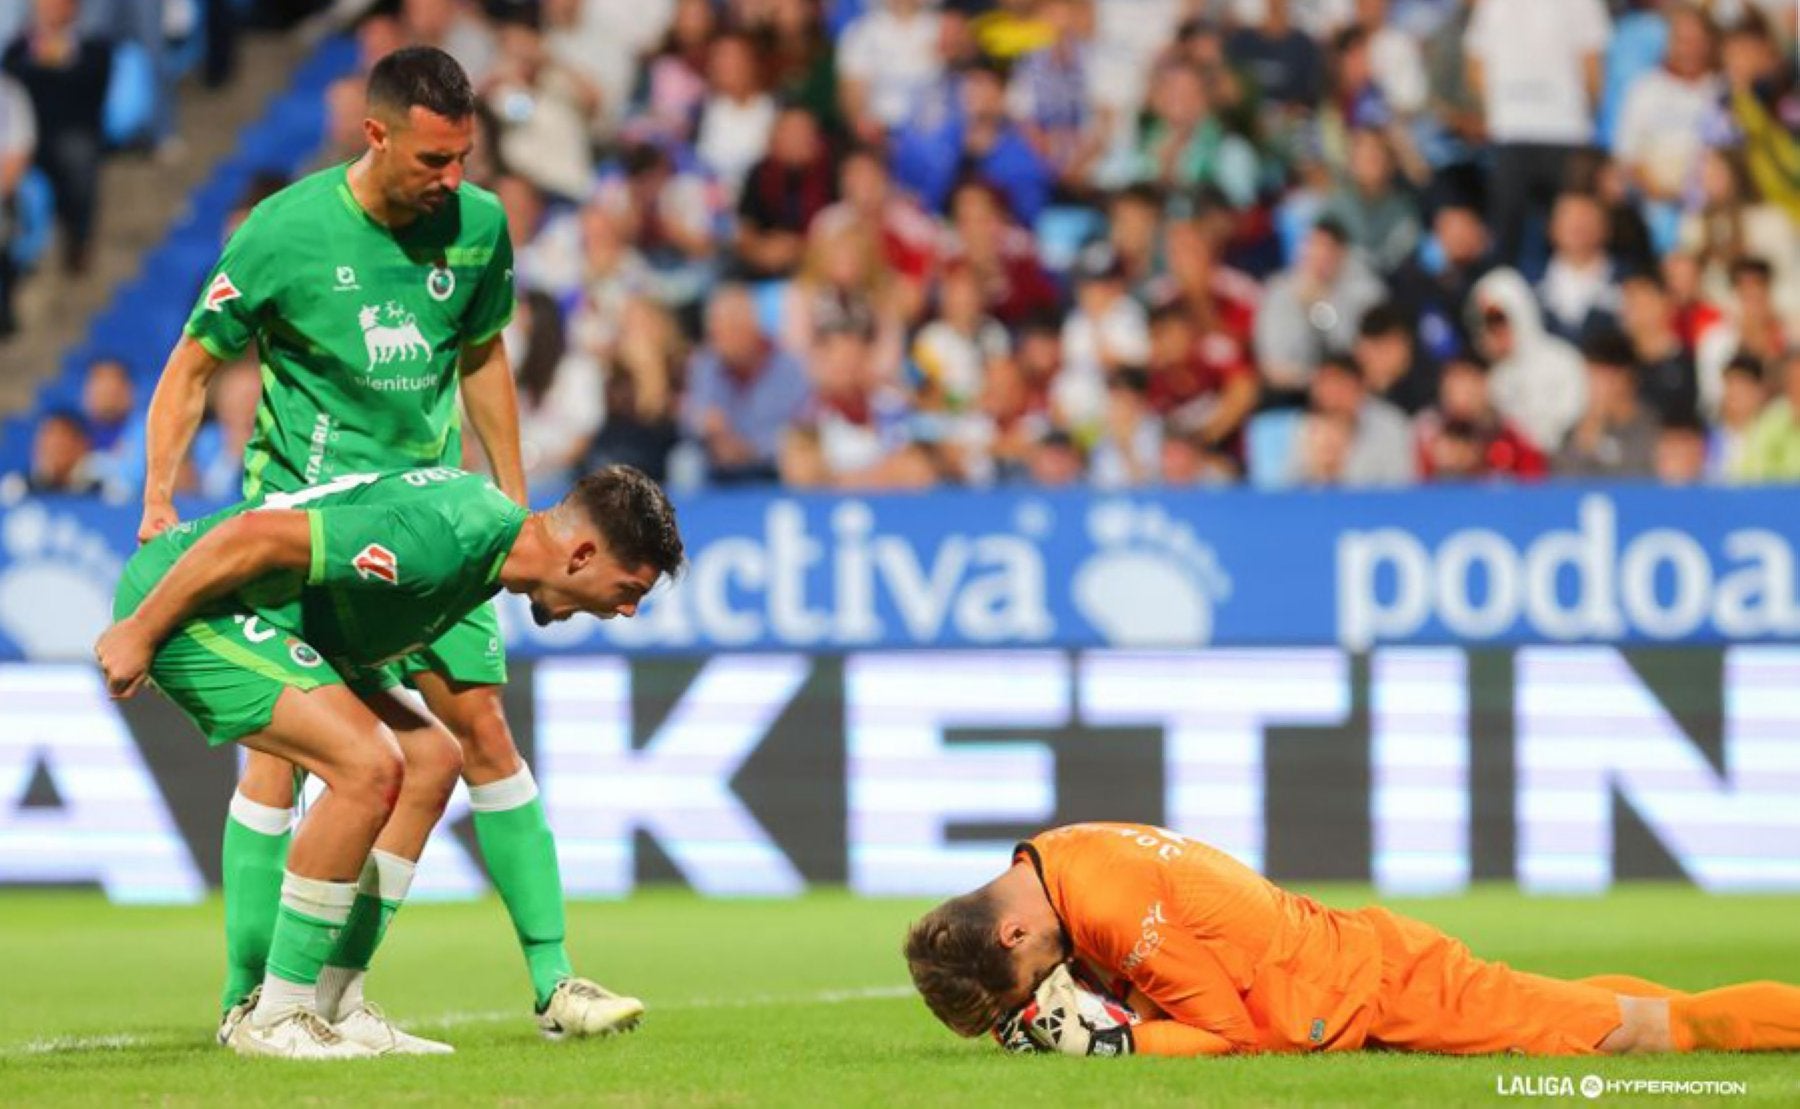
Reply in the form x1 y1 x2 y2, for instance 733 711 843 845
752 280 789 338
104 41 159 147
8 168 53 268
1034 206 1105 273
1246 409 1303 490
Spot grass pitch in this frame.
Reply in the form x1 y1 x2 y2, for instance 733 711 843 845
2 886 1797 1106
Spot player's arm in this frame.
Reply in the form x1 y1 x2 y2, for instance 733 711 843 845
95 510 312 697
458 333 527 505
140 336 226 541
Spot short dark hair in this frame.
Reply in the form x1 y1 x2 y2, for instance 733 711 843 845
904 891 1018 1037
1312 217 1351 246
564 466 685 579
1358 302 1411 340
1729 257 1775 286
367 46 476 122
1582 331 1638 370
1723 353 1764 383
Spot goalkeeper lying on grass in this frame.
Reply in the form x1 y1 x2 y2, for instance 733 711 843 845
905 823 1800 1057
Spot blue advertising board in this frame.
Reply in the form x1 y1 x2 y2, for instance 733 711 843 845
2 481 1799 661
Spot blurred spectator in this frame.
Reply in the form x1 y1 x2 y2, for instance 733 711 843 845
1736 350 1800 482
1321 127 1421 277
1295 353 1415 485
1255 219 1384 398
1147 213 1260 346
1293 407 1355 486
1717 13 1799 224
1618 270 1699 422
1415 354 1548 482
1127 60 1257 207
1388 193 1493 364
0 71 33 337
78 355 142 495
1352 301 1434 415
480 9 601 202
0 409 100 497
681 285 813 484
1613 2 1721 204
751 0 837 127
838 0 943 142
506 290 604 483
1105 184 1162 298
1537 191 1622 344
1463 0 1610 264
592 144 719 310
1679 148 1800 327
695 31 776 203
315 72 368 173
542 0 675 138
1554 332 1657 479
1352 0 1426 119
1570 151 1657 278
1054 242 1150 435
781 221 905 380
1144 301 1258 457
941 180 1060 327
4 0 112 275
401 0 497 86
1698 258 1789 416
1711 353 1768 480
1227 0 1324 113
911 261 1009 414
892 61 1053 225
812 146 938 304
1654 411 1710 485
1023 427 1086 486
636 0 715 143
1159 425 1241 486
1088 367 1160 488
189 358 262 501
735 106 835 279
780 320 927 489
1008 0 1110 195
1470 267 1586 452
585 300 684 482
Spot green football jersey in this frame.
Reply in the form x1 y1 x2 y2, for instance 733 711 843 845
183 163 515 498
118 468 528 670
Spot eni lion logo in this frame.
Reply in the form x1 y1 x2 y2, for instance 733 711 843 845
359 301 430 370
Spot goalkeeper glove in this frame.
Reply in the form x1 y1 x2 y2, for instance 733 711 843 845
1022 964 1135 1057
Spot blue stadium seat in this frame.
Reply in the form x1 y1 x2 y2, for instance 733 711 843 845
752 280 789 338
1246 409 1303 490
104 41 158 147
1034 206 1105 273
8 168 53 268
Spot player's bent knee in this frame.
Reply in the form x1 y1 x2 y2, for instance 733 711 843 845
334 725 406 815
403 727 464 812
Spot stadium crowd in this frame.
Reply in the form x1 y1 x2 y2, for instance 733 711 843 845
5 0 1800 503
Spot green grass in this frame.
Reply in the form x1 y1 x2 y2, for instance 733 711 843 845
2 886 1797 1106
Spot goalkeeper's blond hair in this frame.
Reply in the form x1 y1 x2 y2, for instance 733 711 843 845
903 890 1017 1037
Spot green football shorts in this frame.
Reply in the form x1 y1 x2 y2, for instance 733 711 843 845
393 600 508 687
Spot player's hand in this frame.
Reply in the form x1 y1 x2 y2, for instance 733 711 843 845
1023 965 1134 1058
138 500 179 545
993 1007 1047 1053
94 618 154 699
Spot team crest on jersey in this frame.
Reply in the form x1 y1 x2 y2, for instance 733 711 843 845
204 272 241 312
285 638 324 668
352 543 399 585
358 302 430 370
427 263 455 302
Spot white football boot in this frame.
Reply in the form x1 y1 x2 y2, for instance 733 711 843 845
536 978 646 1040
217 985 261 1047
333 1002 455 1055
224 1007 377 1059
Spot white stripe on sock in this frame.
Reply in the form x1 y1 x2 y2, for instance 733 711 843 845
279 872 357 924
369 849 417 902
228 791 294 836
466 765 539 814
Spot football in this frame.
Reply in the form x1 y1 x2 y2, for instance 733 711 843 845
993 963 1139 1053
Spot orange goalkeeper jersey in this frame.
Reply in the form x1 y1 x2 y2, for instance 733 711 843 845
1019 823 1383 1056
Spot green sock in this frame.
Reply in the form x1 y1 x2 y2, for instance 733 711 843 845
317 851 414 1019
470 767 572 1007
265 872 357 991
220 793 293 1012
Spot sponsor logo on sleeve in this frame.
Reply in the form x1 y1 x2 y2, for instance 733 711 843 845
204 273 242 312
352 543 399 585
